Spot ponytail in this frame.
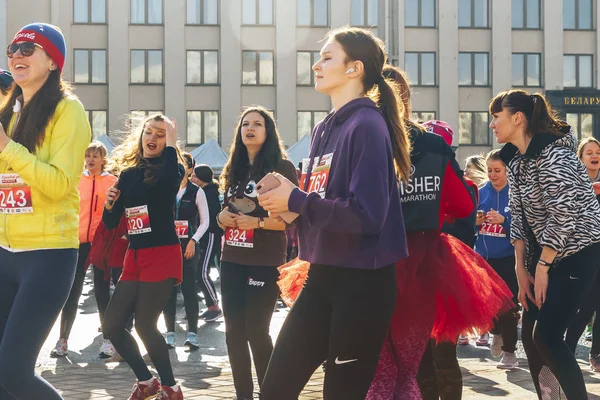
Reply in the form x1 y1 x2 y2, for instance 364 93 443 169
374 78 412 183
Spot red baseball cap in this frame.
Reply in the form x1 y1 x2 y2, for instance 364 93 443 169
423 120 454 146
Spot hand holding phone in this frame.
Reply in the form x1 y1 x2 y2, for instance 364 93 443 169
257 173 299 223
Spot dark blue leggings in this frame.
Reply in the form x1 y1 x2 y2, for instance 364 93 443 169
0 247 77 400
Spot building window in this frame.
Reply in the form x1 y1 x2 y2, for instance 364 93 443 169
298 111 329 139
130 50 163 84
187 51 219 84
297 51 320 85
512 53 541 87
459 52 489 86
297 0 328 27
131 0 162 24
74 0 106 23
512 0 540 29
459 112 489 145
242 51 274 85
458 0 488 28
564 54 593 87
405 0 436 27
411 111 436 122
74 49 106 84
187 111 219 145
87 110 107 140
351 0 378 26
187 0 219 24
564 0 593 30
404 52 436 86
567 113 594 140
243 0 273 25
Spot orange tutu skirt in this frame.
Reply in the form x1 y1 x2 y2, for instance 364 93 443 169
277 231 514 344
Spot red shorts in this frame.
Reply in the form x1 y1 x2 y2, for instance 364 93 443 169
120 244 182 285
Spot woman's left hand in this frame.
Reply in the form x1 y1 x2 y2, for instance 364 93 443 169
258 173 297 213
184 240 196 259
0 123 10 152
486 209 505 225
534 265 549 309
235 214 259 230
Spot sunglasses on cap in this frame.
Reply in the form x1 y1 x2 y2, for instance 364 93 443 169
6 42 43 58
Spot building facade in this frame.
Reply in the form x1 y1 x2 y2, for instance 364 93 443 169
0 0 598 162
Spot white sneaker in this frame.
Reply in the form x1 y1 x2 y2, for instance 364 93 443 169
99 340 115 358
497 352 519 369
50 338 68 357
475 332 490 346
457 335 469 345
166 332 176 349
490 334 504 358
184 332 200 349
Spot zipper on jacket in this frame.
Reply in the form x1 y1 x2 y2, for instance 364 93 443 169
86 177 96 243
94 195 99 213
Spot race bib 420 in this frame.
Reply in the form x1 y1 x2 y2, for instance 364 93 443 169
0 173 33 214
126 205 152 235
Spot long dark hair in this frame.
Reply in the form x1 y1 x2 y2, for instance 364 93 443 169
329 27 411 182
489 90 569 136
220 106 287 192
0 70 71 153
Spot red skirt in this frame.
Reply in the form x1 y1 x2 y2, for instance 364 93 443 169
277 231 514 343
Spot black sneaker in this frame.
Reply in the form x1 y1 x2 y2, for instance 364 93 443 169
199 309 209 319
203 309 223 322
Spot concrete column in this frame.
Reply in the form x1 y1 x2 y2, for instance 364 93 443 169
491 0 512 148
164 0 186 142
220 0 242 148
330 0 351 28
544 0 563 90
0 0 7 69
396 0 404 68
50 0 59 25
438 0 459 137
107 0 130 134
275 0 297 145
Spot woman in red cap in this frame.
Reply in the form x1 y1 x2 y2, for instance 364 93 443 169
0 23 91 399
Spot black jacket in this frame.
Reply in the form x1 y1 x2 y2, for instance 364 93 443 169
202 182 223 236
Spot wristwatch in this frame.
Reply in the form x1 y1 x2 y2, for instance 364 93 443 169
258 217 265 229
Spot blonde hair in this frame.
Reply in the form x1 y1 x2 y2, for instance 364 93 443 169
577 137 600 160
110 114 184 184
465 154 488 186
85 141 109 171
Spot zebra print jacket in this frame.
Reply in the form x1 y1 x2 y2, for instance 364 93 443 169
499 128 600 265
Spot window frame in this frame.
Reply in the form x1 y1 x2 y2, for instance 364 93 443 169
458 52 490 87
563 0 594 31
186 50 220 85
130 0 164 25
242 0 275 26
73 0 107 24
404 51 437 87
405 0 437 28
130 49 164 85
566 113 595 140
351 0 378 27
186 110 221 146
297 110 329 140
297 0 329 27
296 51 321 86
512 52 542 87
242 50 275 86
458 0 490 29
564 54 594 88
73 49 107 84
458 111 491 146
185 0 220 26
411 111 437 122
511 0 541 30
87 110 108 139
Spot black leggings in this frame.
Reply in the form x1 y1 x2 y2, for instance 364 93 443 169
522 242 600 400
93 266 133 336
164 243 200 333
197 233 220 308
488 256 520 353
261 264 396 400
220 262 280 398
566 275 600 356
103 279 177 386
59 242 92 339
417 339 462 400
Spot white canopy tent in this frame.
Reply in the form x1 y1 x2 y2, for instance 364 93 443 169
190 139 228 175
286 135 310 168
96 134 115 154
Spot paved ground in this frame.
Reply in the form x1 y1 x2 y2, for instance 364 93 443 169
32 270 600 399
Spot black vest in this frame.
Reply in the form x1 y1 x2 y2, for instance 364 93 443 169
175 181 200 243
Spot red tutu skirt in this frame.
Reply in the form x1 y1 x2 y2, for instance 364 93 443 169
277 231 514 344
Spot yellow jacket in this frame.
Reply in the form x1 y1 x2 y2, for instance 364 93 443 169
0 95 91 250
